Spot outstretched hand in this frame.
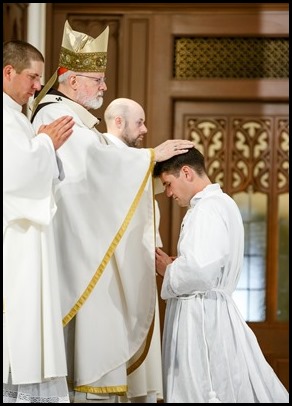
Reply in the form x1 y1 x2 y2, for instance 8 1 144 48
154 139 194 162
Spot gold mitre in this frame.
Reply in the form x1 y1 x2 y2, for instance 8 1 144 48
59 20 109 72
30 21 109 117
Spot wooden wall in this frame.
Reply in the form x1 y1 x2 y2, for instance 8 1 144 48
3 3 28 42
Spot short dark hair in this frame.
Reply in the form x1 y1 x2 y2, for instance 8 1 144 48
153 147 206 178
3 40 44 73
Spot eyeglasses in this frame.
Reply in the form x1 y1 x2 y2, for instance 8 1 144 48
75 75 106 85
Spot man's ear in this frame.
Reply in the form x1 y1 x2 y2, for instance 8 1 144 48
3 65 14 79
70 75 78 89
115 116 123 129
181 165 193 180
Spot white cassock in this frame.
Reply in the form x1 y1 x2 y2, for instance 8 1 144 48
103 133 163 403
3 92 68 403
161 183 289 403
32 93 158 401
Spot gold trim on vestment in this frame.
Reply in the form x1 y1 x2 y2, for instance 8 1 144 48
126 175 157 375
74 384 127 395
62 148 156 326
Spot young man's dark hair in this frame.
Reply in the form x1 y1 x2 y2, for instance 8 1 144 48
153 146 206 178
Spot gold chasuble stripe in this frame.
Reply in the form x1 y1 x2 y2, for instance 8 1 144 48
75 384 128 395
126 175 157 376
62 149 155 327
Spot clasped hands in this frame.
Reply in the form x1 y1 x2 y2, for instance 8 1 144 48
155 247 176 278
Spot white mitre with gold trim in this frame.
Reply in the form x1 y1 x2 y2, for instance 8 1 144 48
30 20 109 116
59 20 109 73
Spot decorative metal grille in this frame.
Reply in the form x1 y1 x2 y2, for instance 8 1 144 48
174 37 289 79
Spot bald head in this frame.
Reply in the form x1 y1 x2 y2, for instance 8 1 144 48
104 98 147 148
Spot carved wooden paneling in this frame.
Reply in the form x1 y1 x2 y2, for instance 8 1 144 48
3 3 28 42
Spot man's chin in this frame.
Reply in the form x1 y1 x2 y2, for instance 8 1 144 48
96 98 104 109
135 138 144 147
89 98 103 110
